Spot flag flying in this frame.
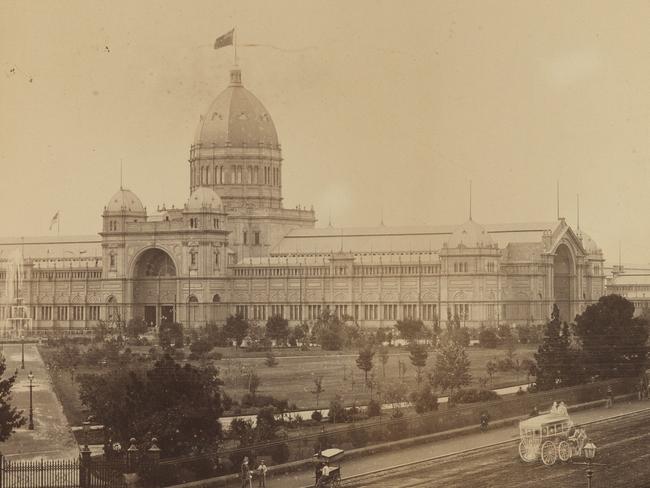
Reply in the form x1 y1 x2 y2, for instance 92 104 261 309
214 29 234 50
49 211 59 231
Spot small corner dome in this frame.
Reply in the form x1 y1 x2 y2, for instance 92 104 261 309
447 219 493 248
187 186 223 211
106 189 145 213
578 231 600 254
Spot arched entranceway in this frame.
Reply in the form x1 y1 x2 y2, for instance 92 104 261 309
132 248 177 326
553 244 574 322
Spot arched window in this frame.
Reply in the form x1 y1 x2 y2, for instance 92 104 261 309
188 295 199 323
212 294 221 303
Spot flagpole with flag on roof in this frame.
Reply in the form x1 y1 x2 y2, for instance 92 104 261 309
49 211 60 235
214 28 236 64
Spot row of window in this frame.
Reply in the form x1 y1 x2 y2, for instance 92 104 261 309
191 164 280 187
35 305 101 321
34 270 102 279
232 303 438 322
189 217 222 230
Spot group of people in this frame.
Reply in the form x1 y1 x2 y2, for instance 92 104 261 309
240 457 268 488
549 401 569 416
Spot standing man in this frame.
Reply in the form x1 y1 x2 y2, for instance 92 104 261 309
606 385 614 408
256 459 268 488
241 457 253 488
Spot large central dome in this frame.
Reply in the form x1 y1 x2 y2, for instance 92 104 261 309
194 69 279 148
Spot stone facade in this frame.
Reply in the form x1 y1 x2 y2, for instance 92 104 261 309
0 68 606 332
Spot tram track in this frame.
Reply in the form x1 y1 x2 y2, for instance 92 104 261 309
327 406 650 488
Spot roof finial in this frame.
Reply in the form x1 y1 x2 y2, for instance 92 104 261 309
380 204 384 226
120 159 123 190
556 180 560 220
469 180 472 221
576 193 580 231
328 208 332 227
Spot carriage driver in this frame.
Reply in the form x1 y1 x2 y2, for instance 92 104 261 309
315 462 332 487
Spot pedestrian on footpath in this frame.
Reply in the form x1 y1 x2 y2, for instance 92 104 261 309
606 385 614 408
256 459 268 487
241 457 253 488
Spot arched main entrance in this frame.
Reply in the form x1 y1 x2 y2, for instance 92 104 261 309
553 244 574 322
132 248 177 326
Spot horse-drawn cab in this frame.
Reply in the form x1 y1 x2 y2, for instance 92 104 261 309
518 412 587 465
313 448 344 487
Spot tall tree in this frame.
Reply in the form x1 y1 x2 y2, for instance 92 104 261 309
311 375 325 409
409 343 428 384
79 354 223 456
265 315 289 346
574 294 648 380
430 341 472 401
355 346 375 383
223 313 249 347
534 304 579 390
377 346 390 378
0 357 26 441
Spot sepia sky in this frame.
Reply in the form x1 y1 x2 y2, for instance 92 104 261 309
0 0 648 266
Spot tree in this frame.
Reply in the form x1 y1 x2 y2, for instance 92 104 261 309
574 294 648 380
377 346 390 378
534 304 580 390
79 354 223 456
355 346 375 383
223 313 249 347
159 321 183 349
0 357 25 441
248 371 261 397
189 338 214 358
430 341 472 401
485 359 497 387
313 311 345 351
311 375 324 409
409 343 428 384
375 327 388 345
383 381 408 417
409 384 438 414
265 315 289 346
126 317 148 338
478 328 498 348
265 351 278 367
394 319 425 343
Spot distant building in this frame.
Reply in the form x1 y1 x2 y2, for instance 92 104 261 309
606 266 650 314
0 68 606 332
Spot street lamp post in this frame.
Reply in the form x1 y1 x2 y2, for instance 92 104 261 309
27 371 34 430
21 335 25 369
583 441 597 488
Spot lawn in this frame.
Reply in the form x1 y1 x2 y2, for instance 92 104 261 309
39 343 536 425
219 345 536 411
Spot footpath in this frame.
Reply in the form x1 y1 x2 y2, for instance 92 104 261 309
0 344 78 460
186 396 649 488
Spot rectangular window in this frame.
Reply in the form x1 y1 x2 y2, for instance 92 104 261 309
87 305 100 321
40 306 52 320
56 306 68 321
72 306 84 320
243 231 248 245
254 231 260 246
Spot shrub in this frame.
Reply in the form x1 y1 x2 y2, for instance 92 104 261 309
367 399 382 418
328 395 349 424
311 410 323 422
496 357 515 372
449 388 501 404
479 329 498 348
409 384 439 414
